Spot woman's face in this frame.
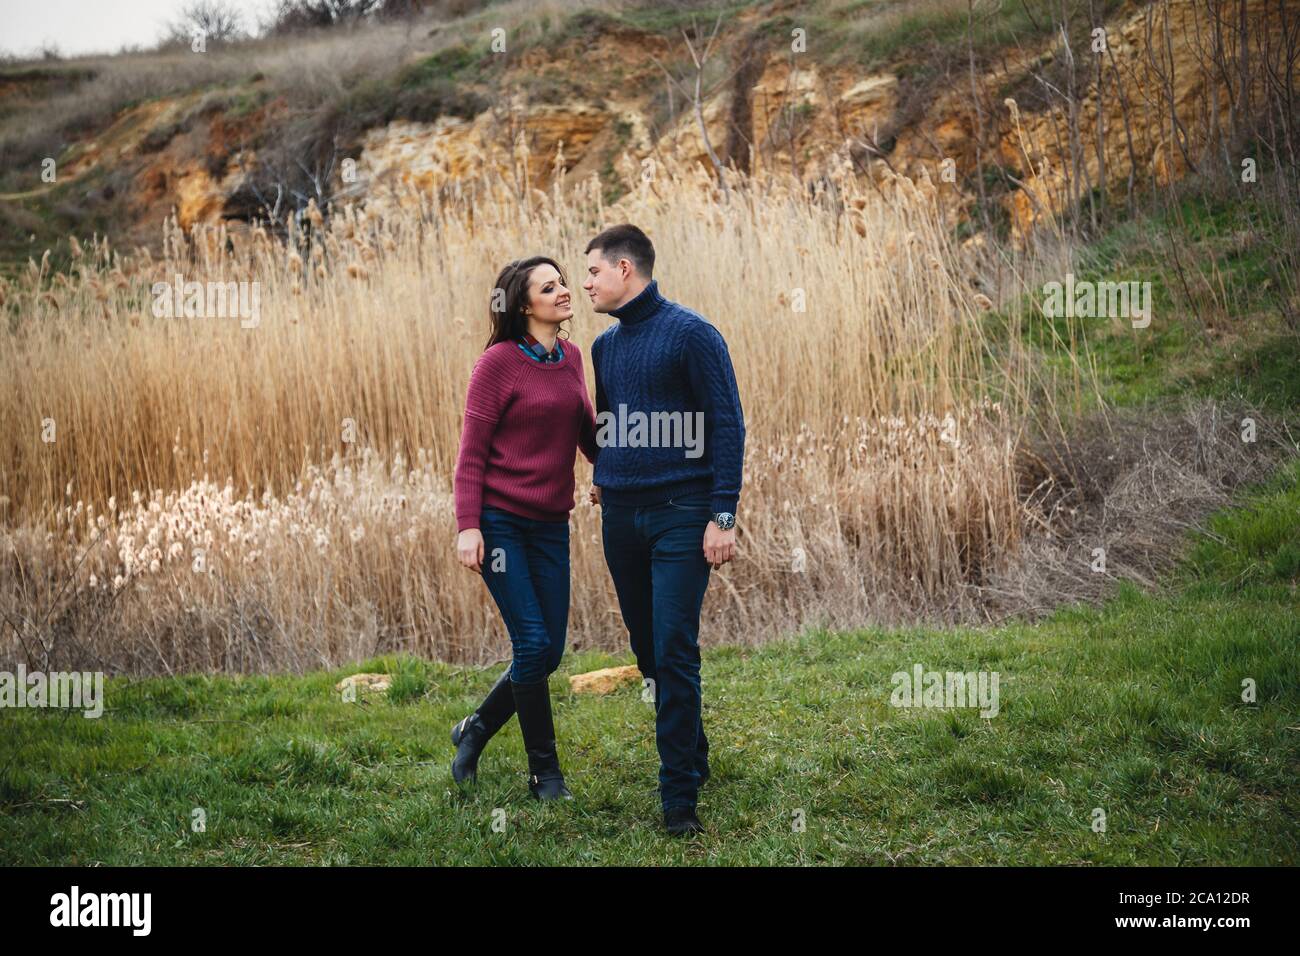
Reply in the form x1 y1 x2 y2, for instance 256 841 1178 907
524 264 573 325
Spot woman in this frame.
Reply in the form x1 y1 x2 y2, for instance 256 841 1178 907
450 255 599 800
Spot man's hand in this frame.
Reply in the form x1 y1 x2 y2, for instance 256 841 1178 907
703 521 736 569
456 528 485 572
589 484 601 506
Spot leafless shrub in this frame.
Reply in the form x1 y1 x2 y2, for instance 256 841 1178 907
163 1 249 48
980 398 1296 617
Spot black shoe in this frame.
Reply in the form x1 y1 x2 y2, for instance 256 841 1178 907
664 806 704 836
511 678 572 801
450 667 516 785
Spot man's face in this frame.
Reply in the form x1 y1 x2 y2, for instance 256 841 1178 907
583 248 628 314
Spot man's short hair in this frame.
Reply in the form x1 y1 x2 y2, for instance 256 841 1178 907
584 224 655 278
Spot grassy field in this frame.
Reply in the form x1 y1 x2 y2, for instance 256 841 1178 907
3 459 1295 866
2 0 1296 867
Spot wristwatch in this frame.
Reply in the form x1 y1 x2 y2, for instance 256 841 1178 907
712 512 735 530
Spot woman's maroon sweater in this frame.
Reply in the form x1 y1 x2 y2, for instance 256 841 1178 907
453 339 599 531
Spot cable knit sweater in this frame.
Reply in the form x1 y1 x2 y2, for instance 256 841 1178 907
591 279 745 517
453 339 599 531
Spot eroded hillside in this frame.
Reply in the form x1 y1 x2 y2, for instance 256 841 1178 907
0 0 1292 264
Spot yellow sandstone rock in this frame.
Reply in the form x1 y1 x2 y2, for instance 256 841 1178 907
334 672 392 694
568 665 642 696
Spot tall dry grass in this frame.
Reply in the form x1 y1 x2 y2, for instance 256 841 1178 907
0 149 1033 674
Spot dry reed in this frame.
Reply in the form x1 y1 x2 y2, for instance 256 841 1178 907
1 148 1033 673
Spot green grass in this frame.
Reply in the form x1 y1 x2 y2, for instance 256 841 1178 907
1183 459 1300 594
0 174 121 280
2 4 1297 866
615 2 754 33
3 464 1297 865
981 178 1300 414
790 0 1132 77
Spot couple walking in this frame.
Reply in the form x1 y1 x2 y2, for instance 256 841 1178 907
450 224 745 836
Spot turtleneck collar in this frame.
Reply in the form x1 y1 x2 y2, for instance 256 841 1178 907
609 279 665 325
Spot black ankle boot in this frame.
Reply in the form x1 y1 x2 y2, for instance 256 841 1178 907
664 806 704 836
450 667 516 784
511 678 572 800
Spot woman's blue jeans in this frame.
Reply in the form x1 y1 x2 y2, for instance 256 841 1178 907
478 505 570 684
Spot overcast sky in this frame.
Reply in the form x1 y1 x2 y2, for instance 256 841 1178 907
1 0 278 59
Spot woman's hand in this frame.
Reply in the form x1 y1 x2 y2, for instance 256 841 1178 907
457 528 485 572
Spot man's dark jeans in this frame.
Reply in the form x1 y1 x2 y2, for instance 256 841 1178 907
601 490 713 812
478 505 570 684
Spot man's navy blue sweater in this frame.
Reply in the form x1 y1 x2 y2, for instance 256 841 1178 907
590 279 745 517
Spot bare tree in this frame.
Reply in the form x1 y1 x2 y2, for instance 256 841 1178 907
166 0 246 46
264 0 383 35
648 11 731 195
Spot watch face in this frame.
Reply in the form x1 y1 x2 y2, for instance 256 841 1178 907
715 512 735 530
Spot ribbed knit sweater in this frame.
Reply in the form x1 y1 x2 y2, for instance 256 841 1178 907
591 279 745 516
453 339 599 531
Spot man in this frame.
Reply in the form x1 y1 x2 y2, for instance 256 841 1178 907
583 224 745 836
